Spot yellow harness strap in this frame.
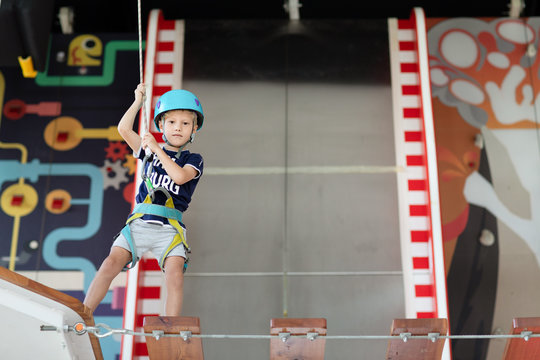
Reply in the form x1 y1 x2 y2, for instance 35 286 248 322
123 194 189 271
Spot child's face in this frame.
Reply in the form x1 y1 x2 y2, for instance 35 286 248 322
160 110 197 149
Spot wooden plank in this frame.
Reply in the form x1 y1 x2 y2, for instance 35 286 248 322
0 266 103 359
386 318 447 360
270 318 327 360
503 317 540 359
143 316 204 360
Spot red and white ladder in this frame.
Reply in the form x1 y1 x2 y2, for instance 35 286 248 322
389 8 451 359
121 9 185 360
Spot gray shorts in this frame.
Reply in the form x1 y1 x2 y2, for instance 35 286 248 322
113 218 187 263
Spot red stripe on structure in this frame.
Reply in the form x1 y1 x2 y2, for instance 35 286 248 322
152 132 162 143
412 257 429 269
400 63 418 72
140 258 160 271
161 19 176 30
402 85 420 95
410 205 428 216
153 86 172 95
405 131 422 142
136 313 159 327
415 284 434 297
403 108 421 118
398 19 414 29
157 41 174 51
399 41 415 51
406 155 424 166
417 312 436 319
411 230 429 242
408 180 426 191
139 287 161 299
155 63 173 73
134 342 148 356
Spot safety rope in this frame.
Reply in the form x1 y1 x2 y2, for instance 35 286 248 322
137 0 148 132
136 0 155 189
41 322 540 342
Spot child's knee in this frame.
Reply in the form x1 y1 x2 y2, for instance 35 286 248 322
101 250 131 273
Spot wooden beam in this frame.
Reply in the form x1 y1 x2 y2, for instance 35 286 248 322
0 266 103 359
503 317 540 359
270 318 327 360
143 316 204 360
386 318 447 360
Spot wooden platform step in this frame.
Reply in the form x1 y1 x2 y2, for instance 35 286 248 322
386 318 447 360
270 318 327 360
143 316 204 360
503 317 540 359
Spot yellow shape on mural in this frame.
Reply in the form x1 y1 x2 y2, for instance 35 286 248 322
45 189 72 214
68 34 103 66
44 116 122 151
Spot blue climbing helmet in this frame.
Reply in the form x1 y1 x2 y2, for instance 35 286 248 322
153 89 204 132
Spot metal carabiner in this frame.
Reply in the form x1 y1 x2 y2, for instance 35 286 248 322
141 153 154 192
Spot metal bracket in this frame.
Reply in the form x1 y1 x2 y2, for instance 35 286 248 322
427 332 440 343
153 330 165 340
283 0 302 20
307 332 319 341
400 332 412 342
521 330 533 341
180 331 192 342
279 332 291 343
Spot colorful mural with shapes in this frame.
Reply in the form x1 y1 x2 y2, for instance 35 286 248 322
0 33 140 359
428 17 540 360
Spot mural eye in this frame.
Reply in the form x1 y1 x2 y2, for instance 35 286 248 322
83 39 96 50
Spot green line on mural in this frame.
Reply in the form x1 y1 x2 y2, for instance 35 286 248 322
35 40 143 87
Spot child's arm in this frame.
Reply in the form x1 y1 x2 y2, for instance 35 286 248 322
141 133 199 185
117 83 145 153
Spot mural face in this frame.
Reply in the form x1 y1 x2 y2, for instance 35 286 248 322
68 35 103 67
428 18 540 359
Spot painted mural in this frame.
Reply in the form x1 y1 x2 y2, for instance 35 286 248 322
428 17 540 359
0 33 140 359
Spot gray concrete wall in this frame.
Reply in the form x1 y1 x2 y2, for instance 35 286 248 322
180 80 404 359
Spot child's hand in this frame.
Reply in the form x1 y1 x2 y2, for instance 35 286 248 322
141 132 159 153
134 83 146 108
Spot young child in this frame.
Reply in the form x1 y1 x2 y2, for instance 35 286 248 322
84 83 204 316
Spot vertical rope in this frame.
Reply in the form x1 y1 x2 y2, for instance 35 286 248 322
282 34 290 318
137 0 148 132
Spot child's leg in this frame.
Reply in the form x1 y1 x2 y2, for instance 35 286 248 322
84 246 132 312
163 256 185 316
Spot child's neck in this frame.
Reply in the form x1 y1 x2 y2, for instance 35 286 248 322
165 145 181 152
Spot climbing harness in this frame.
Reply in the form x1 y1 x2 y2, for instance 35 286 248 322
120 186 190 272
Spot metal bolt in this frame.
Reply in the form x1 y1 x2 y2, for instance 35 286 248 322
400 332 411 342
180 331 192 342
279 332 291 343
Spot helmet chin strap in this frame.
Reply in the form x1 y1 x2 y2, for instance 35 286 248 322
162 133 195 159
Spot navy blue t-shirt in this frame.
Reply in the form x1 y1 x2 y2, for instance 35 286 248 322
135 148 203 227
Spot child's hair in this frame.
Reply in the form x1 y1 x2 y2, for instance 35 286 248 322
160 109 197 127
